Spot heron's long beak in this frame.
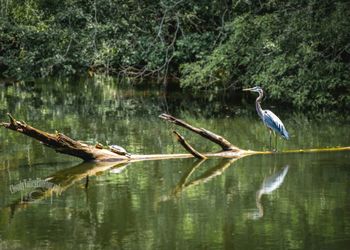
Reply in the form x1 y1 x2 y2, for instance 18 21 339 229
243 87 253 91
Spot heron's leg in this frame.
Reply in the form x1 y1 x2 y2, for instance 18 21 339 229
269 129 272 150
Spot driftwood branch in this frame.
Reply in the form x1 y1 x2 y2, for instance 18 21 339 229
173 131 206 159
1 113 127 161
159 113 239 151
1 113 250 162
1 113 349 163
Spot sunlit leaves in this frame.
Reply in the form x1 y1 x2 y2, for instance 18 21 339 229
180 1 350 111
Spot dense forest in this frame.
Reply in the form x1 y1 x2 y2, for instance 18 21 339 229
0 0 349 110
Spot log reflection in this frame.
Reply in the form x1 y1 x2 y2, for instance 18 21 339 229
160 158 238 202
6 160 129 217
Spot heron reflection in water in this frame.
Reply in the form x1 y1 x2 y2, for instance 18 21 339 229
247 165 289 220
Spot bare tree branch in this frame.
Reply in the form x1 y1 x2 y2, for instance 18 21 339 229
159 113 239 151
173 130 206 159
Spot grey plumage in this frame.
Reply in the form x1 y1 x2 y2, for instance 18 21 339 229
243 86 289 149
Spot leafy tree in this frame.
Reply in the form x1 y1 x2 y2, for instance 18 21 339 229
181 0 350 110
0 0 349 110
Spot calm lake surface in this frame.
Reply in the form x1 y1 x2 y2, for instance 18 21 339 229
0 77 349 249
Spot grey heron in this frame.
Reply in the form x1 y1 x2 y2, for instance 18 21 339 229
243 86 289 150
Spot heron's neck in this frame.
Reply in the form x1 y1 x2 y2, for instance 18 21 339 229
256 191 264 218
255 91 264 119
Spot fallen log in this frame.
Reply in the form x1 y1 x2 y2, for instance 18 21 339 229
1 113 349 163
0 113 254 162
0 114 126 161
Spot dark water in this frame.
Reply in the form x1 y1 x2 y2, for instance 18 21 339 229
0 77 349 249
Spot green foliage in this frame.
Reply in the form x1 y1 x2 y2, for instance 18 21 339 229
181 1 350 110
0 0 349 110
0 0 225 79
